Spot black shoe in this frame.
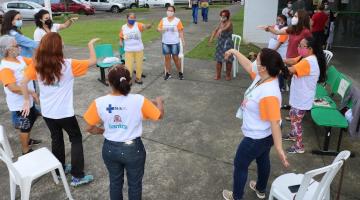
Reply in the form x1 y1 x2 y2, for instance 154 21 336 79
28 138 42 146
178 72 184 80
164 73 172 81
22 148 33 155
133 70 146 78
281 104 291 110
135 79 143 85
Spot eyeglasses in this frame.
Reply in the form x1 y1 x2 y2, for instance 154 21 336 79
298 45 309 48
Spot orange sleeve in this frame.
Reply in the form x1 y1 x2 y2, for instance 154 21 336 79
71 59 90 77
293 59 311 77
0 68 16 86
24 63 37 80
138 23 144 32
157 19 163 30
259 96 281 121
84 101 101 126
177 21 184 31
278 35 288 43
141 98 161 120
22 57 33 66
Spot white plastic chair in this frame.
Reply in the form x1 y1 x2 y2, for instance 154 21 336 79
179 39 184 73
269 150 351 200
0 125 14 158
0 127 73 200
223 34 242 78
323 50 333 65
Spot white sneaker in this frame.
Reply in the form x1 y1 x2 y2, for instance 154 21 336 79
222 190 234 200
249 180 266 199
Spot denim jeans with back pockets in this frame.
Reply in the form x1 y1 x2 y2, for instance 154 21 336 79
102 138 146 200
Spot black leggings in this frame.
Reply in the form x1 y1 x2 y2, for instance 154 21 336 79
43 116 85 178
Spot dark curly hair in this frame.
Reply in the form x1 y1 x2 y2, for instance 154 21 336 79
34 9 51 28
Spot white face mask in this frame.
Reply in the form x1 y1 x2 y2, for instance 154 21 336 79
291 17 299 26
288 3 292 8
166 11 174 17
325 5 329 10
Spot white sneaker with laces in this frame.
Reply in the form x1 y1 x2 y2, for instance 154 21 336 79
222 190 234 200
249 180 266 199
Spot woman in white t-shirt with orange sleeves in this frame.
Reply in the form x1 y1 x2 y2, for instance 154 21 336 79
222 48 289 200
283 37 327 154
21 32 98 187
83 65 164 200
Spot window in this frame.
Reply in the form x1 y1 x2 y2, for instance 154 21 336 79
19 3 33 9
100 0 108 3
90 0 98 2
7 3 19 9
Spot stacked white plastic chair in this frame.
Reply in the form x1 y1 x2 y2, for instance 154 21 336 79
323 50 334 65
223 34 242 78
0 125 73 200
179 39 184 73
268 150 351 200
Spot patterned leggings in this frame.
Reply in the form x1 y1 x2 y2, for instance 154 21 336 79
289 107 306 149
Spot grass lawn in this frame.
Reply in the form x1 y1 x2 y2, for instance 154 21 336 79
20 17 160 49
185 7 260 60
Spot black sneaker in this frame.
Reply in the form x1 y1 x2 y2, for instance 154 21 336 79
178 72 184 80
28 138 42 146
164 73 172 81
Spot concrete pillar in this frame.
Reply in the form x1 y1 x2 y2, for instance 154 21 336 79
243 0 279 45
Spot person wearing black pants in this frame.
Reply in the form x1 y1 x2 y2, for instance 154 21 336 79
43 116 85 178
21 33 99 187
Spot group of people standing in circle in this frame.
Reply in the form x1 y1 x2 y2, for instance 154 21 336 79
220 1 329 200
0 3 329 200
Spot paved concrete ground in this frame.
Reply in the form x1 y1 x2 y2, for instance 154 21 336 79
1 4 360 200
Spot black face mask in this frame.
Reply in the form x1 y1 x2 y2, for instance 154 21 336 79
44 19 53 28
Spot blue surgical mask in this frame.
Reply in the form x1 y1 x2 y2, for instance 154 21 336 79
14 20 23 28
128 19 136 25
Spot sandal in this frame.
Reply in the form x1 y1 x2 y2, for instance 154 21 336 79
249 180 266 199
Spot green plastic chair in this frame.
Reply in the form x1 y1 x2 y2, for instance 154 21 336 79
311 107 349 155
326 66 341 91
95 44 120 86
315 66 339 98
331 73 352 98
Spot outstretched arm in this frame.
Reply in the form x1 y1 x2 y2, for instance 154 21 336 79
225 49 253 76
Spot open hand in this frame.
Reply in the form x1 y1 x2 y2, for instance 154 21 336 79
224 49 234 60
278 150 290 168
88 38 100 46
21 99 31 117
70 17 79 22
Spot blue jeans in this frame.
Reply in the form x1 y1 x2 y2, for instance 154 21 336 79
201 7 208 22
162 43 180 55
233 135 273 200
102 138 146 200
192 5 199 23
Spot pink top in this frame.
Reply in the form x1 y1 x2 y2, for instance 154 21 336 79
286 28 312 58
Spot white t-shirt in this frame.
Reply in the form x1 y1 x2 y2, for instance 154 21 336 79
267 25 289 59
121 22 144 52
158 17 184 45
84 94 161 142
25 59 89 119
0 57 34 111
282 7 293 25
240 71 282 139
289 55 320 110
33 24 61 42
